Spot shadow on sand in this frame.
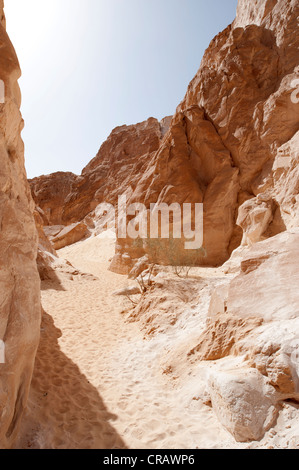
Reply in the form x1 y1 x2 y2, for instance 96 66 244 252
15 310 127 449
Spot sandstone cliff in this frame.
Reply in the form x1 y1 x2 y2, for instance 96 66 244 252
29 117 171 226
29 117 172 253
112 0 299 270
0 1 41 448
29 0 298 277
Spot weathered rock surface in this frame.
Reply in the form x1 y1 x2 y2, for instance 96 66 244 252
27 1 298 272
237 196 274 246
187 313 263 361
50 222 88 250
34 207 56 256
186 230 299 440
36 250 98 283
29 117 171 227
30 172 77 226
227 230 299 322
19 0 299 446
111 0 299 270
0 1 41 448
208 367 278 442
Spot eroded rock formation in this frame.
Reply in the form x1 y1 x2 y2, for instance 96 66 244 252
199 230 299 441
111 0 299 270
0 1 41 448
29 0 298 274
18 0 299 445
30 172 77 226
29 117 171 227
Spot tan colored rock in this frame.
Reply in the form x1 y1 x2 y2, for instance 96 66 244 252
27 1 298 270
207 283 230 317
115 106 240 268
182 227 299 439
33 206 60 281
108 252 133 275
0 2 41 448
113 286 141 297
112 0 299 269
208 367 278 442
188 313 262 361
227 230 299 322
29 172 78 226
33 207 56 256
29 117 171 227
272 131 299 230
127 277 201 337
237 196 273 246
28 118 171 254
51 222 88 250
128 255 150 279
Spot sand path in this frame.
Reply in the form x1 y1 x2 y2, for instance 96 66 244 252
15 235 299 450
17 235 236 449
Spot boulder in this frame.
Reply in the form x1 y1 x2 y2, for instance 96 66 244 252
51 222 88 250
208 368 278 442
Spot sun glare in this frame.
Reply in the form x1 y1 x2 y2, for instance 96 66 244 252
5 0 58 65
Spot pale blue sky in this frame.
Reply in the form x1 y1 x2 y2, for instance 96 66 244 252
5 0 238 178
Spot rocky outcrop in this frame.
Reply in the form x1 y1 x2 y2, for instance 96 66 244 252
34 207 56 255
16 0 298 447
111 0 299 271
30 172 77 226
228 230 299 322
186 230 299 441
208 367 278 442
0 1 41 448
50 222 88 250
29 117 171 228
187 313 263 361
27 1 298 273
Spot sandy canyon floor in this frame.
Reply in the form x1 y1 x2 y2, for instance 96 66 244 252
14 235 299 449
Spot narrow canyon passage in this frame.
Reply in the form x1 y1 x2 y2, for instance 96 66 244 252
1 0 298 452
15 235 236 449
14 235 299 449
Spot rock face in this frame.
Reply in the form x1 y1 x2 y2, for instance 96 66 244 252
28 1 298 273
111 0 299 271
228 230 299 322
30 172 77 226
28 118 172 262
50 222 88 250
0 1 41 448
198 230 299 441
29 118 171 227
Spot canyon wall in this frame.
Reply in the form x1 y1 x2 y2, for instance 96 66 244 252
113 0 298 270
29 0 298 275
19 0 299 445
0 1 41 448
29 117 171 226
